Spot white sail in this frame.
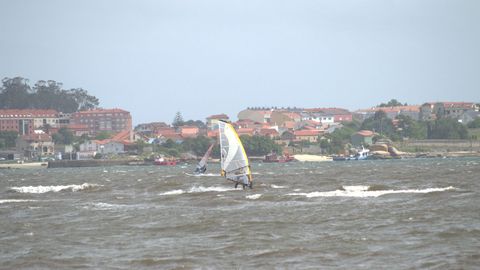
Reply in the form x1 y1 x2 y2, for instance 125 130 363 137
195 143 215 173
218 120 252 186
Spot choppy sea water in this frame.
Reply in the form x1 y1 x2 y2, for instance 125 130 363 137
1 158 479 269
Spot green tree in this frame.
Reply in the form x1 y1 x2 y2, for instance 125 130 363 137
52 128 74 145
467 118 480 128
395 115 427 139
0 131 19 148
320 123 358 154
0 77 99 113
162 138 177 148
240 135 282 156
181 136 212 156
0 77 32 109
361 110 399 140
70 88 99 111
378 99 407 107
183 119 207 129
172 112 184 128
95 131 112 140
427 118 468 139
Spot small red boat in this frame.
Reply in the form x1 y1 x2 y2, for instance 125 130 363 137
154 157 177 166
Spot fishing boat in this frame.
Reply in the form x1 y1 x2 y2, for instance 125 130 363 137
194 143 215 174
332 146 370 161
218 120 253 189
354 146 370 160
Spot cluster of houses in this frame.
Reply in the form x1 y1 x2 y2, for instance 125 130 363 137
0 108 132 160
134 108 352 148
136 102 480 151
1 101 478 161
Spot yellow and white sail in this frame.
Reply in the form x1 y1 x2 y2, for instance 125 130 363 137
217 120 252 186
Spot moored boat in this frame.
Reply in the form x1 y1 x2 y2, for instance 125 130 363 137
154 157 177 166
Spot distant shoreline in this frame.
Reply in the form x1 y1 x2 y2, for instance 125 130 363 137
0 162 48 169
1 152 479 170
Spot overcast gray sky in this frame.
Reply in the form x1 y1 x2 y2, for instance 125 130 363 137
1 0 479 124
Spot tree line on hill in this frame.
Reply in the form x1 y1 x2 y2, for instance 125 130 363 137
0 77 99 113
320 108 473 154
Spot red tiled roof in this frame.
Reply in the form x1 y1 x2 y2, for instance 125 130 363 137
279 112 301 119
75 108 130 114
259 128 279 136
155 128 177 136
111 130 131 141
355 130 375 137
237 128 255 136
180 126 199 130
21 133 53 142
0 109 58 117
282 121 296 129
294 130 321 136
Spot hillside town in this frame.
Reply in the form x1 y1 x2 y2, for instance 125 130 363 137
1 100 480 164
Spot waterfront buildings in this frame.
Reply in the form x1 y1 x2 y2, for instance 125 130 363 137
0 109 60 135
71 108 132 136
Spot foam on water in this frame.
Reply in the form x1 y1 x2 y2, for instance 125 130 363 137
85 202 125 210
287 186 456 198
0 199 37 204
271 184 286 189
160 185 239 196
185 173 220 177
188 186 237 193
159 189 185 196
246 194 262 200
10 183 102 194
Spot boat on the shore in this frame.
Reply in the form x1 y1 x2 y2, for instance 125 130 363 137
333 147 370 161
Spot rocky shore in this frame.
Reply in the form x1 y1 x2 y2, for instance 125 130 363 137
368 142 480 159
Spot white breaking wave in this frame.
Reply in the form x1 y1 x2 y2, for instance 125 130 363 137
271 184 286 189
0 199 37 204
188 186 236 193
159 185 238 196
86 202 125 210
246 194 262 200
159 189 185 196
185 173 220 177
10 183 102 194
343 185 370 192
287 186 456 198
